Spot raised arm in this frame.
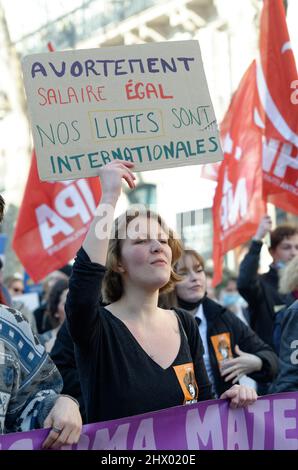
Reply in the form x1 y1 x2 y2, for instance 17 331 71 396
237 215 272 305
65 162 136 345
83 161 136 264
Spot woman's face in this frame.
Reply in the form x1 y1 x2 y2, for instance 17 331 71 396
56 288 68 324
175 254 206 302
119 216 172 291
9 279 24 296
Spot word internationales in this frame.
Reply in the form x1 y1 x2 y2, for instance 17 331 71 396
49 137 219 175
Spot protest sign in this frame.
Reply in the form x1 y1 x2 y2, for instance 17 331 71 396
22 40 222 181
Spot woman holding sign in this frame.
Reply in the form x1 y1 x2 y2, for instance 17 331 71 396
65 161 257 424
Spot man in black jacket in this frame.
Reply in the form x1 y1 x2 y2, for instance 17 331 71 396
237 215 298 349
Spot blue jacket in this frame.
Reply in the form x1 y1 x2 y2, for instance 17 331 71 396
270 300 298 393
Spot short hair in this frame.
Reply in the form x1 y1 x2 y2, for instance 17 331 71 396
102 210 183 304
279 255 298 294
0 195 5 223
270 224 298 251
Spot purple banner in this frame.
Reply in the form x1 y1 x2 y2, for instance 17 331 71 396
1 392 298 450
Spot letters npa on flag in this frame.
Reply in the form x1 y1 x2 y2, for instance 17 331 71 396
12 152 101 282
212 0 298 285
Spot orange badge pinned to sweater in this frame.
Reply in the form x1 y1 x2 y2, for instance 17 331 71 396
173 363 198 404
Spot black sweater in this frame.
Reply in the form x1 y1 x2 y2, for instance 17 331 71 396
65 247 213 423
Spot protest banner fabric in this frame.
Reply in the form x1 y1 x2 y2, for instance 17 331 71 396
1 393 297 450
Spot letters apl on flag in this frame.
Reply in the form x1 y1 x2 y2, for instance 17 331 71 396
212 62 265 286
256 0 298 213
12 152 101 282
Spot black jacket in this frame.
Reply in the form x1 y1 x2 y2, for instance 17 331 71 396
201 296 279 397
237 240 294 348
269 300 298 393
50 321 87 423
66 248 213 423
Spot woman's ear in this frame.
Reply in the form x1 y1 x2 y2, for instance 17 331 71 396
116 262 125 273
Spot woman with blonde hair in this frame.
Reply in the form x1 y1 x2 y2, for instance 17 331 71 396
270 255 298 393
65 161 257 424
279 255 298 297
271 255 298 354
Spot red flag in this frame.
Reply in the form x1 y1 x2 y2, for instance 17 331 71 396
256 0 298 213
213 62 265 286
12 152 101 282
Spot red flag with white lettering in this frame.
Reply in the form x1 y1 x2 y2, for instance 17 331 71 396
12 152 101 282
213 62 265 286
256 0 298 213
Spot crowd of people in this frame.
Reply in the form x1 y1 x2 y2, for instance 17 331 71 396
0 161 298 447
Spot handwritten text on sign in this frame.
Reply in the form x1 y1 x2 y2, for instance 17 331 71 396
22 41 222 181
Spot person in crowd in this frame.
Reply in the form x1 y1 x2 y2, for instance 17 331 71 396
5 274 24 297
272 255 298 354
33 268 70 334
270 300 298 394
159 249 279 397
0 258 12 306
237 215 298 349
205 270 218 302
0 194 82 449
219 276 250 325
269 255 298 392
4 273 37 333
40 279 69 352
65 161 257 425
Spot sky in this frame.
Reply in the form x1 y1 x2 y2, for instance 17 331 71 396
1 0 85 42
2 0 298 58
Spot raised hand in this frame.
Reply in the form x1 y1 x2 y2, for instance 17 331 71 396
254 215 272 241
83 161 136 265
99 161 136 203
